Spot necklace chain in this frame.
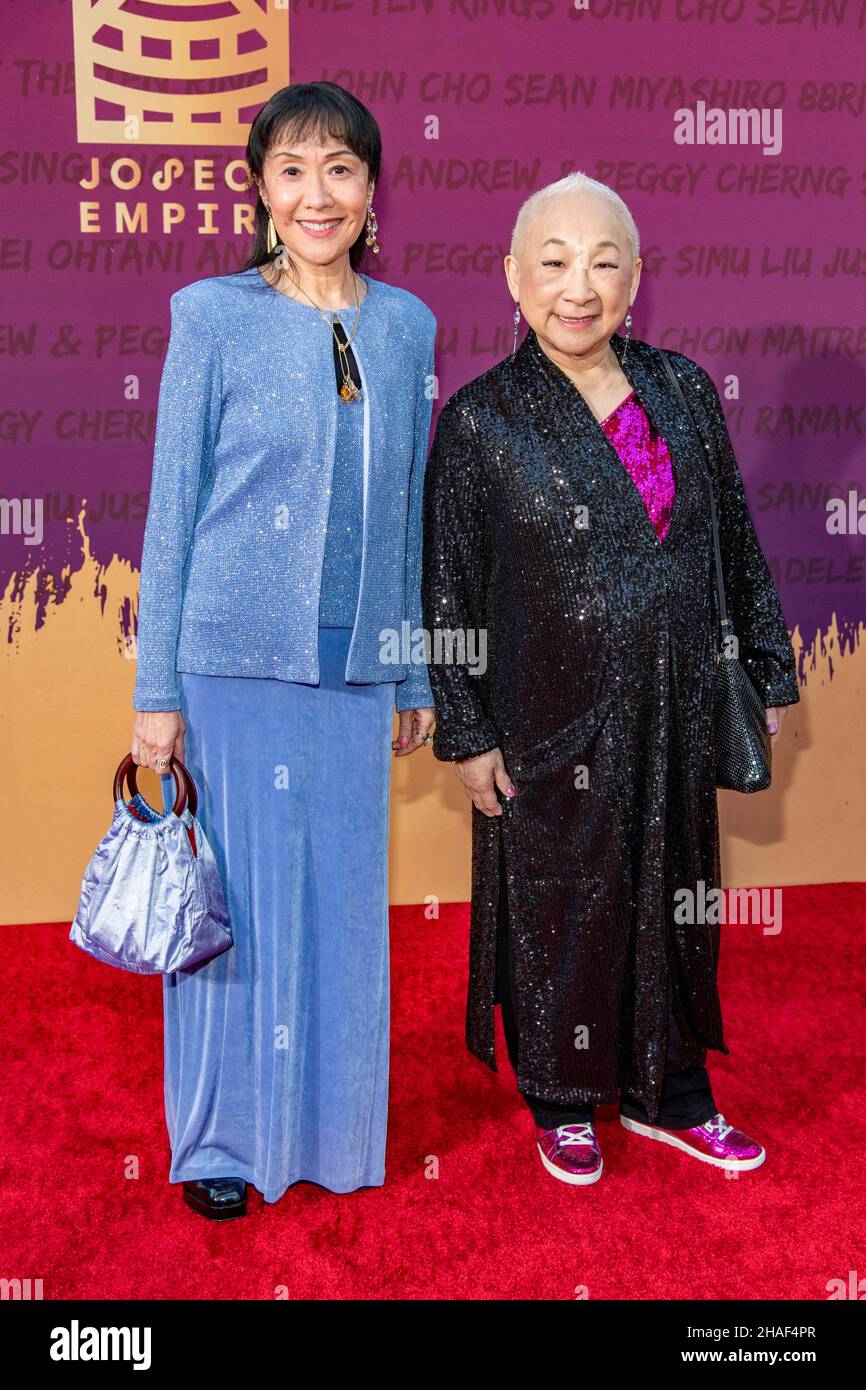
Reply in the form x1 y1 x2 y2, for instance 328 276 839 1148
273 268 364 402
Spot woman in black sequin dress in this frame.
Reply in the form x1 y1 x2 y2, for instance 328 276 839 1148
421 174 799 1184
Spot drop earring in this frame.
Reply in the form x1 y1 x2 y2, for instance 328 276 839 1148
263 200 277 255
365 201 380 254
622 308 633 367
511 301 521 357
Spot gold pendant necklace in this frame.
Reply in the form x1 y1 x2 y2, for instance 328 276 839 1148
334 319 362 402
285 270 364 403
338 373 361 403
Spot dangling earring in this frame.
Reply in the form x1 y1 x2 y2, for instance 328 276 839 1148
622 308 633 367
511 301 521 357
365 201 380 254
263 201 277 255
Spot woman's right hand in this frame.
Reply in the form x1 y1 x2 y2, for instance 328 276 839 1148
131 709 186 772
455 747 516 817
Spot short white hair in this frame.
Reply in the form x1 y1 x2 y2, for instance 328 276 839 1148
509 172 640 263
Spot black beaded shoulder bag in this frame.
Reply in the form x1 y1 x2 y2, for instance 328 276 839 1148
659 350 772 793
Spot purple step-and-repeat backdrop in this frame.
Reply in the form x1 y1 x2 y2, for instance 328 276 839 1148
2 1 864 716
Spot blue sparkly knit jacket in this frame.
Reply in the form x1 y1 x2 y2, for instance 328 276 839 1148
132 267 436 713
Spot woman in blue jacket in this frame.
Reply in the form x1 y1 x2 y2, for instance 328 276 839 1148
130 83 436 1218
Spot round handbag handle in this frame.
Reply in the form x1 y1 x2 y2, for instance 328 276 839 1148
113 753 198 817
176 757 198 815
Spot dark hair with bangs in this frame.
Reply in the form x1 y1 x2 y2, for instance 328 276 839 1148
241 82 381 274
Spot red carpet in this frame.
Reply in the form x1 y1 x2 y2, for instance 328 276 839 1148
1 883 862 1300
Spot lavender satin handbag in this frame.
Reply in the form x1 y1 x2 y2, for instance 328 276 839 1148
70 754 233 973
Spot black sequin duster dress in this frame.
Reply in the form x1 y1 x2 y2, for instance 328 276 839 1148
421 327 800 1120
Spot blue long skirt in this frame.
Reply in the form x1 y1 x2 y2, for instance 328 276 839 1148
159 627 395 1201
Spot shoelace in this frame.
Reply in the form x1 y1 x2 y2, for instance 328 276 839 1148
702 1113 733 1140
554 1123 597 1149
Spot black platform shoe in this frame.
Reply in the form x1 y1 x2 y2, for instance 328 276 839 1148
182 1177 247 1220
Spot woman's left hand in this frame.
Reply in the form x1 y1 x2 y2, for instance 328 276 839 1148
392 707 436 757
766 706 788 744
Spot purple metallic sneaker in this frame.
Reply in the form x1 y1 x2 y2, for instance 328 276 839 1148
536 1122 603 1185
619 1111 766 1170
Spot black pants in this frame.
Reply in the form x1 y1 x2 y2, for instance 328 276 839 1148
494 841 718 1131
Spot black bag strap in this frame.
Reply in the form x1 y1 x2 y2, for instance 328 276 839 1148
659 349 731 638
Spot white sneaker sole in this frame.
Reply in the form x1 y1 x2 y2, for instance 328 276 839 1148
536 1141 604 1185
619 1114 766 1170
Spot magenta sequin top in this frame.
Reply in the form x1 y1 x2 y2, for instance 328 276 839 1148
599 389 676 543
